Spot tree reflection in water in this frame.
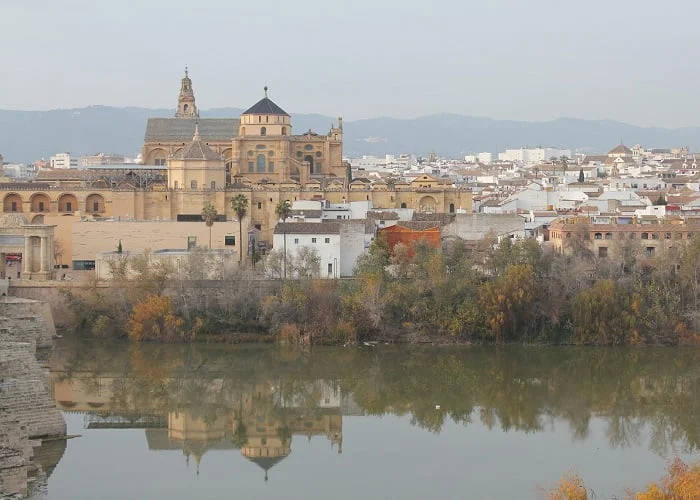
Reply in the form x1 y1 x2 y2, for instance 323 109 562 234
50 341 699 467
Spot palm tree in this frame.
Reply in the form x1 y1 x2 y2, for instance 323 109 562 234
230 194 248 263
201 203 218 249
275 200 291 279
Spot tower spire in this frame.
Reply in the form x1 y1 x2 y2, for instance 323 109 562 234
176 68 197 118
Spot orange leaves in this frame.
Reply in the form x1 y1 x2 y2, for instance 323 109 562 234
546 471 588 500
126 294 188 342
635 458 700 500
546 459 699 500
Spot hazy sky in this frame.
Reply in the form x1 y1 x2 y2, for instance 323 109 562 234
1 0 699 127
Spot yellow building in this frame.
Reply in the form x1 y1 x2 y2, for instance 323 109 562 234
0 71 472 273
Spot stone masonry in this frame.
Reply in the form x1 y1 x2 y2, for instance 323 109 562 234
0 299 65 499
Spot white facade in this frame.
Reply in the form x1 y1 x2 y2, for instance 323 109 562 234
271 221 372 278
498 147 571 164
50 153 78 169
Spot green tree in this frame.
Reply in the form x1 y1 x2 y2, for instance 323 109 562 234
230 194 248 263
201 203 218 249
275 200 292 279
479 264 538 342
654 194 667 206
578 169 585 183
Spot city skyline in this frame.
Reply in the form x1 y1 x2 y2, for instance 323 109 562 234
1 0 700 127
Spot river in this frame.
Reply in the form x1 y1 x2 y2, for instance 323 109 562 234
36 340 699 499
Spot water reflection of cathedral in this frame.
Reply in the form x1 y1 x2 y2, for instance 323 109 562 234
51 374 349 480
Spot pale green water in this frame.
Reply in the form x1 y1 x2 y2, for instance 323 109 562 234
40 341 699 499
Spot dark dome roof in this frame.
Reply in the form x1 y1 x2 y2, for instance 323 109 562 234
242 97 289 117
247 455 288 471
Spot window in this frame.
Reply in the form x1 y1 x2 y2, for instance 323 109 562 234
305 144 313 151
174 181 178 189
282 127 287 136
328 263 333 275
38 202 44 212
211 181 216 190
154 159 166 166
268 150 275 157
646 247 655 257
449 203 455 213
652 233 658 240
225 236 236 246
598 247 608 258
190 180 198 189
400 202 407 208
665 233 672 239
312 238 317 243
379 220 385 225
594 233 602 240
315 151 322 158
641 232 649 240
248 162 254 172
11 202 17 212
324 238 330 243
269 161 274 172
93 201 99 212
254 224 262 230
257 202 262 209
72 260 96 271
261 127 267 136
257 154 266 173
605 233 612 240
294 238 299 244
66 202 72 212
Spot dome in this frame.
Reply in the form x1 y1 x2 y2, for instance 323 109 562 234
242 87 289 117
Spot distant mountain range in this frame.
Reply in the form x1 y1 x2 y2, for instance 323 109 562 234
1 106 700 164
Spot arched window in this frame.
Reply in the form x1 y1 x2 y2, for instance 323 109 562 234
400 202 407 208
281 127 287 136
256 154 266 173
183 104 189 113
261 127 267 136
594 233 602 240
241 126 246 135
191 180 198 189
449 203 455 213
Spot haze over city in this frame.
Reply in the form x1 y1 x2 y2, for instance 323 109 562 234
2 0 699 127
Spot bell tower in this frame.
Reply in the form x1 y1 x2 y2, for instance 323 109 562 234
175 67 198 118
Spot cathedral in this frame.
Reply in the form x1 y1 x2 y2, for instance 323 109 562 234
0 70 471 273
142 70 347 188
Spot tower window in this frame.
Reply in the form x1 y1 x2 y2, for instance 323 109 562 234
261 127 267 136
282 127 287 136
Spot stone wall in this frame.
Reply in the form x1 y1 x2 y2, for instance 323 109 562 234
0 300 65 498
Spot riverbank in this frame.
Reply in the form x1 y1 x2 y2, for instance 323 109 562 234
16 236 700 346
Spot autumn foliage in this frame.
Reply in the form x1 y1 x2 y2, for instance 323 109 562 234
127 294 190 342
546 459 699 500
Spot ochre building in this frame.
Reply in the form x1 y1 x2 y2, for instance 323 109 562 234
0 70 472 268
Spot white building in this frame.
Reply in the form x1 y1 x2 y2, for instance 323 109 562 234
50 153 79 169
498 147 572 164
271 221 373 278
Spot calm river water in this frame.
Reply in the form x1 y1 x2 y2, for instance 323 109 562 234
37 340 699 499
